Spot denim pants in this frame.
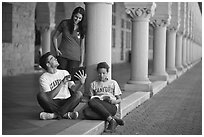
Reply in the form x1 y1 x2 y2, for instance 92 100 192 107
83 98 117 120
37 90 82 119
57 56 80 73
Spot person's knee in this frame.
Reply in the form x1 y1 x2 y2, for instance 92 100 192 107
73 91 83 99
37 92 49 102
37 92 45 100
88 98 97 108
83 107 94 120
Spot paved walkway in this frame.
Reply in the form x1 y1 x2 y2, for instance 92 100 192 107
103 61 202 135
2 60 202 135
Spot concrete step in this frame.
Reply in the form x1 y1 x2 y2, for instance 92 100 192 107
57 91 151 135
167 74 177 84
151 81 167 96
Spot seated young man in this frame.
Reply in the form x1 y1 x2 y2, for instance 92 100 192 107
37 52 87 120
83 62 124 132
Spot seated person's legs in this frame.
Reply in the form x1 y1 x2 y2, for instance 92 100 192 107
37 92 59 113
37 91 83 119
83 107 102 120
58 90 83 118
37 92 61 119
87 98 117 120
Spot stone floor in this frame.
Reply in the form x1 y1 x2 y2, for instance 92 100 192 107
2 60 202 135
103 61 202 135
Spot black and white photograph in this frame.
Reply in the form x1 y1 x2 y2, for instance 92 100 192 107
2 1 202 135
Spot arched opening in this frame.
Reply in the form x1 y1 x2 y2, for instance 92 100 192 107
34 2 50 69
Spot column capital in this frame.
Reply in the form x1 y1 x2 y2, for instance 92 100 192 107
167 26 178 32
178 2 186 36
177 31 183 36
150 18 170 28
125 2 156 21
150 2 172 28
167 2 181 32
84 2 113 5
37 23 55 32
50 23 56 30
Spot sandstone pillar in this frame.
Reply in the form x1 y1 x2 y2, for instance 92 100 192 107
150 2 171 81
175 33 183 70
124 2 156 91
84 2 112 96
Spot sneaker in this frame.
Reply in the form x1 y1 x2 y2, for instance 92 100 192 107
40 112 55 120
66 112 79 119
114 117 125 126
106 119 117 132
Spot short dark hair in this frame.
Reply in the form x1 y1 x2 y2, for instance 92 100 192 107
97 62 110 72
39 52 52 71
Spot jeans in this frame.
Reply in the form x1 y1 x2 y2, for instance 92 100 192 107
37 90 82 119
57 56 80 73
83 98 117 120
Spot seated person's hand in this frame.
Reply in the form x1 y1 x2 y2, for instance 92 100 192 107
103 96 117 104
103 96 111 102
62 75 71 84
74 70 87 84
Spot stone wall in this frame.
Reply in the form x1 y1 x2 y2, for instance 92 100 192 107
2 2 36 76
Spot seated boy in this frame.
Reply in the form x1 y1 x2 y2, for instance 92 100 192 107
83 62 124 132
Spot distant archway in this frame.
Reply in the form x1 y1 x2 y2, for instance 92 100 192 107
34 2 50 69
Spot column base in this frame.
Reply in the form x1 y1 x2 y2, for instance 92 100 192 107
166 69 177 75
168 74 177 84
187 64 192 69
176 66 184 71
176 69 183 78
182 67 188 73
149 74 168 82
125 80 152 92
182 63 188 68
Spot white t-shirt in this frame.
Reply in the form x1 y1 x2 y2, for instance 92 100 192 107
39 69 75 99
90 79 122 100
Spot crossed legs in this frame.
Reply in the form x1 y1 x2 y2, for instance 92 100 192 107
37 90 82 119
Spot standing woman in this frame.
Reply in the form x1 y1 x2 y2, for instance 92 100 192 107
52 7 85 73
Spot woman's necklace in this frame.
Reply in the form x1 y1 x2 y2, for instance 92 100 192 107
77 31 80 39
74 25 80 39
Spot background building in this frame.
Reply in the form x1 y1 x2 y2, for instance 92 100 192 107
2 2 201 76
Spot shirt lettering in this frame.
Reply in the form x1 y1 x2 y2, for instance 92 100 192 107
50 79 61 90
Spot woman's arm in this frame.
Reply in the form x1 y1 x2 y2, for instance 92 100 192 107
79 38 85 67
52 29 62 56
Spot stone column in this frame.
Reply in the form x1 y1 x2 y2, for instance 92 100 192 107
40 25 51 55
186 38 190 66
181 2 188 68
39 23 55 55
175 33 183 70
176 2 185 70
166 29 177 74
166 2 180 75
150 2 171 81
182 35 188 68
185 5 191 67
84 2 112 96
189 38 192 65
124 3 156 92
189 35 193 64
188 11 193 65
